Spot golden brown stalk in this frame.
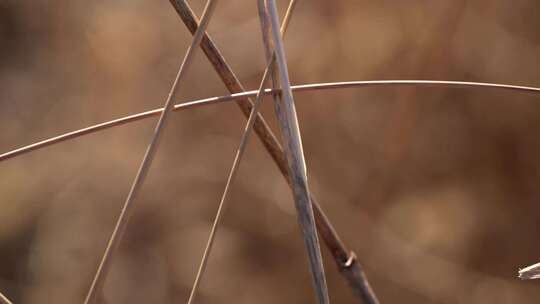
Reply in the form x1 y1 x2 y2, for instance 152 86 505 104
2 80 538 164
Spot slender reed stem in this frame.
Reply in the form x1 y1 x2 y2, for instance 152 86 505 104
263 1 329 303
82 1 219 303
185 1 297 304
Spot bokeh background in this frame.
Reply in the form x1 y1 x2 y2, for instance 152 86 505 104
1 0 540 303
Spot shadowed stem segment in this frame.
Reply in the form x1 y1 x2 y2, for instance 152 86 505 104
82 1 219 303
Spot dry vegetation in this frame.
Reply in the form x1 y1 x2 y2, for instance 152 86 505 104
1 0 540 303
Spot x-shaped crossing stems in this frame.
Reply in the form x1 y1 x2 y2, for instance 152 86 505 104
169 1 379 303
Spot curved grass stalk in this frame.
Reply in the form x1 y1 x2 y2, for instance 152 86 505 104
1 80 539 163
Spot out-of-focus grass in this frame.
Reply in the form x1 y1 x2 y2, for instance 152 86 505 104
1 1 540 303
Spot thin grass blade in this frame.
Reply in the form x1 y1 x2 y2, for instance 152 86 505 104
82 1 219 303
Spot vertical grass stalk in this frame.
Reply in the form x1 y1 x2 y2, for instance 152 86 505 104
262 1 329 303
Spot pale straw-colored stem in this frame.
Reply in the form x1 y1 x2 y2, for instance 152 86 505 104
82 1 219 303
2 81 539 164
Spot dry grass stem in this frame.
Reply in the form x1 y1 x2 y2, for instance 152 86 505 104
263 1 329 303
3 2 539 303
185 1 297 304
256 0 282 142
1 80 538 164
82 1 219 303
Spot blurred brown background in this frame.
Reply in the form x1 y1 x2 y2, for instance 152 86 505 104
1 0 540 303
